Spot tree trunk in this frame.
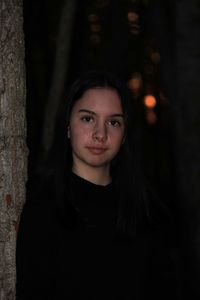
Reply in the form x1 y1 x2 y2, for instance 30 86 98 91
0 0 27 299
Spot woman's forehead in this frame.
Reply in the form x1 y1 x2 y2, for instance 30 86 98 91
71 88 123 114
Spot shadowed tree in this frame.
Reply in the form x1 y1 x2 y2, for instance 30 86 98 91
148 0 200 298
175 1 200 297
41 0 78 157
0 0 27 299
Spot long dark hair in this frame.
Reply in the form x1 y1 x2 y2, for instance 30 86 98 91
41 70 152 237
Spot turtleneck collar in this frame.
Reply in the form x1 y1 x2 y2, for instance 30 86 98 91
66 172 117 228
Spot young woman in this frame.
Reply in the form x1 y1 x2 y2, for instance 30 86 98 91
16 71 176 299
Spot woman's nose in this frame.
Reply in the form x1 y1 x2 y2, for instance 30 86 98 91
92 122 107 142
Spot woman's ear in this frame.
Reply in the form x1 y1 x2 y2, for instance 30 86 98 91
67 126 70 138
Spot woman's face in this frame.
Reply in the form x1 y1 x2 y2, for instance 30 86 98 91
68 87 125 176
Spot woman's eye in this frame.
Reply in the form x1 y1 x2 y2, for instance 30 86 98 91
81 116 94 123
108 120 121 127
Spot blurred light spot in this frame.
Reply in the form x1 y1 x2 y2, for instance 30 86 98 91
127 11 139 23
144 94 156 108
130 24 140 35
146 108 157 124
150 51 161 64
128 72 142 91
90 24 101 32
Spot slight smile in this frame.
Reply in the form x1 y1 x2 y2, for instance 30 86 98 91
86 146 107 155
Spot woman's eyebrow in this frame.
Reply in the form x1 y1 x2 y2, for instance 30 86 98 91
78 109 96 115
110 114 124 118
78 109 124 118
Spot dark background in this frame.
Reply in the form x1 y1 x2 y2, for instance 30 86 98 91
23 0 174 207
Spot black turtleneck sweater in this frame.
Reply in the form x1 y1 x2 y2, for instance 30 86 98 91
16 173 178 300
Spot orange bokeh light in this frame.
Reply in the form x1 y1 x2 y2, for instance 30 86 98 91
143 94 156 108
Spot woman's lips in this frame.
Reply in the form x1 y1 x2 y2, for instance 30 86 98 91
86 146 107 155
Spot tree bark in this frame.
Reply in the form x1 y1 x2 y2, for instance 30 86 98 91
0 0 27 299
